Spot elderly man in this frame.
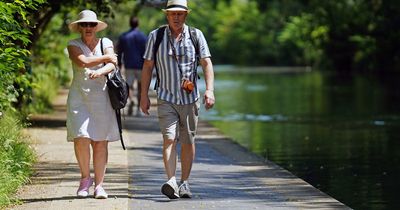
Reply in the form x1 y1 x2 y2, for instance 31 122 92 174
140 0 215 199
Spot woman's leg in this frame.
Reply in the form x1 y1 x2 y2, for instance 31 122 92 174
92 140 108 187
74 138 91 179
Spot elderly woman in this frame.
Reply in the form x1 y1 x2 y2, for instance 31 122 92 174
67 10 119 199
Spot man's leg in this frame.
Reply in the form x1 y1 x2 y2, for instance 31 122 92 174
125 69 135 115
179 101 199 182
160 138 180 199
180 143 195 181
177 101 199 198
163 138 177 179
137 80 142 111
134 70 143 116
158 100 180 199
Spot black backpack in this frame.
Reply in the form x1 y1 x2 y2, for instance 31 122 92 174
152 25 200 89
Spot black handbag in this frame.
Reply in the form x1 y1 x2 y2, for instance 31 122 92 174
100 38 129 150
106 68 129 110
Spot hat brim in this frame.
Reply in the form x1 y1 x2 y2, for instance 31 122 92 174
68 19 108 33
162 8 190 13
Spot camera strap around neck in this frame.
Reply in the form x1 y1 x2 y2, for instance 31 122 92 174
168 37 186 79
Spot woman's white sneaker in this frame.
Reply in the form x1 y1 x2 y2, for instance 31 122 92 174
94 185 108 199
77 177 93 198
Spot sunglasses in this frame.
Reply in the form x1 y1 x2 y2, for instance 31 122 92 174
78 22 98 28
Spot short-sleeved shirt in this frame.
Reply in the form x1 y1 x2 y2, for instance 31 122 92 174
143 24 211 105
117 28 147 69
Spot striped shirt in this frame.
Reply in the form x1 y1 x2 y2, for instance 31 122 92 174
143 24 211 105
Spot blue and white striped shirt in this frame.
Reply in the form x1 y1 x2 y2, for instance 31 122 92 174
143 24 211 105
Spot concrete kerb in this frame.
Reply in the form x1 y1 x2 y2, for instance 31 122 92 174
197 126 350 209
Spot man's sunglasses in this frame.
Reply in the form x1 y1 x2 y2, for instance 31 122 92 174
78 22 98 28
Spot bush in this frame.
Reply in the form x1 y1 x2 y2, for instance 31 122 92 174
0 0 45 112
0 111 36 208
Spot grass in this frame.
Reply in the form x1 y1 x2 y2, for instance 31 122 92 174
0 111 36 208
0 56 64 208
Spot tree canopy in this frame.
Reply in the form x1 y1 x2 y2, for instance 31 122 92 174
1 0 399 113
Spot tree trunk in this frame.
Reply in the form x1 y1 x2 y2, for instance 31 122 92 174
27 4 61 50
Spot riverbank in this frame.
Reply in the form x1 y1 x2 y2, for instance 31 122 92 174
10 89 350 209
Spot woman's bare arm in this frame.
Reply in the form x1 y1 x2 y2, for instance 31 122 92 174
67 45 117 68
85 46 117 79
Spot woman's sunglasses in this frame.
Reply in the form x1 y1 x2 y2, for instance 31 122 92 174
78 22 98 28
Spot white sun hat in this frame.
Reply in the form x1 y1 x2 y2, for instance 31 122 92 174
162 0 190 12
68 10 108 33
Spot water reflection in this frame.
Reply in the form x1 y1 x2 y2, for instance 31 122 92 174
200 66 400 210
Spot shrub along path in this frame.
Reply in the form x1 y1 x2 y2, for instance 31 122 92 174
11 89 351 210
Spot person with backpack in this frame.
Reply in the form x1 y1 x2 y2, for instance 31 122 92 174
140 0 215 199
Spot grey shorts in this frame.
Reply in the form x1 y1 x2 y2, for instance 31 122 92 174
125 68 141 87
157 99 200 144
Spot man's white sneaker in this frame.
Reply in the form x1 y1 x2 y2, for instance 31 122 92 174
178 182 192 198
161 179 179 199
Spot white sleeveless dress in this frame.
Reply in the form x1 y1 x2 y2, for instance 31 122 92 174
66 38 119 142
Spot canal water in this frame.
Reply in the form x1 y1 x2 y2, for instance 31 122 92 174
199 66 400 210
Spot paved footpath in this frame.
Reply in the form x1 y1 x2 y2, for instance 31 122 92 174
10 89 351 210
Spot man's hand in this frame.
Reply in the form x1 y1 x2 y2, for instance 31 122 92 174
140 95 151 115
203 89 215 110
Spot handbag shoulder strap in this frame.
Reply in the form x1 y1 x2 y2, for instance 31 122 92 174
99 38 111 80
100 38 107 66
100 38 103 54
100 38 110 80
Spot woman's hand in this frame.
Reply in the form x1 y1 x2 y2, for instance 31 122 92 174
85 69 102 79
108 54 118 67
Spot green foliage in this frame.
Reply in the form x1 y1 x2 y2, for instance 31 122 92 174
300 0 400 71
213 0 265 65
32 14 72 84
0 0 44 112
2 0 398 114
278 13 329 67
178 0 400 71
28 64 61 113
28 13 75 113
4 0 395 117
105 0 165 40
349 35 377 70
0 0 131 114
0 111 36 207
